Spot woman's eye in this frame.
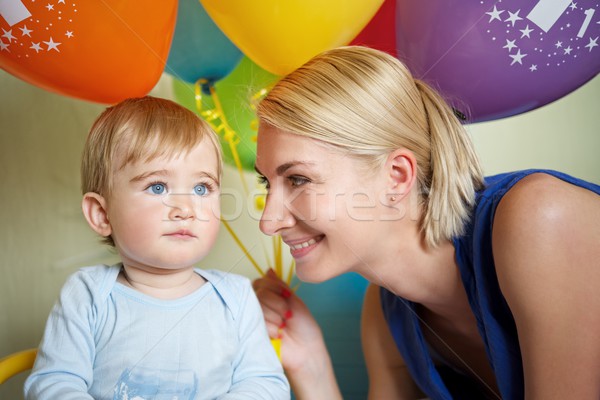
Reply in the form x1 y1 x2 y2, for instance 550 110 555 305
289 176 309 187
194 184 208 196
257 175 270 189
146 183 166 194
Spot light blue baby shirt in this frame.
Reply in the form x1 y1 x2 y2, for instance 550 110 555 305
25 264 289 400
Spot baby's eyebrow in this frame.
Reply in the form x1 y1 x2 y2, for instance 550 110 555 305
129 170 220 186
196 171 220 186
129 169 170 183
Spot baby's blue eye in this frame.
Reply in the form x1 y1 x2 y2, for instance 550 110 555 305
148 183 165 194
194 184 208 196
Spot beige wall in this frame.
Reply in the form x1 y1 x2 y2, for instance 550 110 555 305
1 70 598 397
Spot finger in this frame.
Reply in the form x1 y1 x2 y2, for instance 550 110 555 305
258 291 289 339
262 301 286 330
266 268 278 279
265 323 280 339
253 273 284 291
257 288 290 318
253 275 293 299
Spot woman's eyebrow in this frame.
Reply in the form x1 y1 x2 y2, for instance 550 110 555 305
255 161 316 177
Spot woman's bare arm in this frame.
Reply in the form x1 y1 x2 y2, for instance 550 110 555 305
493 173 600 399
362 284 425 399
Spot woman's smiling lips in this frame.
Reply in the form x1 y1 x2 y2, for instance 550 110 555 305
286 236 324 257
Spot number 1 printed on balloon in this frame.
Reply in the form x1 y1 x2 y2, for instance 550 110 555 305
577 8 596 38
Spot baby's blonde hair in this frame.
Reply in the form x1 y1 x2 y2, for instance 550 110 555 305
257 46 483 247
81 96 222 246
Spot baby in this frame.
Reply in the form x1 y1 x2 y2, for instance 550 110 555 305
25 96 289 400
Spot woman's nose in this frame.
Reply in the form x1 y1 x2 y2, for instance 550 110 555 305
259 190 295 236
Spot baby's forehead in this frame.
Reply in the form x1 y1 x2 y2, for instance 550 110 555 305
113 137 195 167
114 149 181 172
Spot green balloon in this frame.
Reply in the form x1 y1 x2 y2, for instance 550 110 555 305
173 57 279 171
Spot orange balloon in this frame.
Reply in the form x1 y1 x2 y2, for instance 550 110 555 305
0 0 177 104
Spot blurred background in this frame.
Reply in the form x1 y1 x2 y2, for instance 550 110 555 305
1 0 599 398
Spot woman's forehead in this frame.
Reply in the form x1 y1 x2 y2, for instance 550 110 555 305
256 127 338 170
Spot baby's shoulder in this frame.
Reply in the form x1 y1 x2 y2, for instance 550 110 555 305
196 269 254 314
197 268 252 290
60 264 120 301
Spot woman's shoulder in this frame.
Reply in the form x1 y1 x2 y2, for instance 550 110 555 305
492 171 599 227
491 170 600 281
473 170 599 226
482 169 599 198
456 169 599 267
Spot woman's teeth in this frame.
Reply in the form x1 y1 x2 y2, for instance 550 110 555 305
290 238 317 250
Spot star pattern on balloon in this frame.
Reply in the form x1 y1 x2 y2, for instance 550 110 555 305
483 0 599 72
585 35 599 50
0 0 76 57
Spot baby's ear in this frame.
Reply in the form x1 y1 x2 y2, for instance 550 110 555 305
82 192 112 237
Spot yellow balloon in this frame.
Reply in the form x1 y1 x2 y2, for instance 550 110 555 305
200 0 384 76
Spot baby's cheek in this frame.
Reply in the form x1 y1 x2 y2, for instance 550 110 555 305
196 197 220 221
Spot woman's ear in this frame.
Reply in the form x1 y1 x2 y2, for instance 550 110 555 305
386 148 418 201
82 192 112 237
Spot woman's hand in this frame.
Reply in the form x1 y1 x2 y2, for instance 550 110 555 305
253 269 342 399
252 269 320 371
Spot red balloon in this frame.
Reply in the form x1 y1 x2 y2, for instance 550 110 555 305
350 0 397 57
0 0 177 104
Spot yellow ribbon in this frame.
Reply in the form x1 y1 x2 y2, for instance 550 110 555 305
194 79 248 194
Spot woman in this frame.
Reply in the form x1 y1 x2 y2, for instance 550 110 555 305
252 46 600 399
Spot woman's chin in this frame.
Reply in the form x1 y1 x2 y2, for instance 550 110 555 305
295 264 340 284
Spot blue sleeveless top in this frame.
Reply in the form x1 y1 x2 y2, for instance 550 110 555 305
380 170 600 400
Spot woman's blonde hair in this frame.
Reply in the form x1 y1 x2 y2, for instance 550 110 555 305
257 46 483 247
81 96 222 246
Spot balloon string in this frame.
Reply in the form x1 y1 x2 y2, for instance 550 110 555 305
286 259 296 286
208 85 249 195
221 219 265 277
270 337 281 359
262 241 273 271
272 236 280 278
194 79 249 195
194 82 203 114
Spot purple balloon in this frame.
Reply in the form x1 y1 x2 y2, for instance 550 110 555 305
396 0 600 122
